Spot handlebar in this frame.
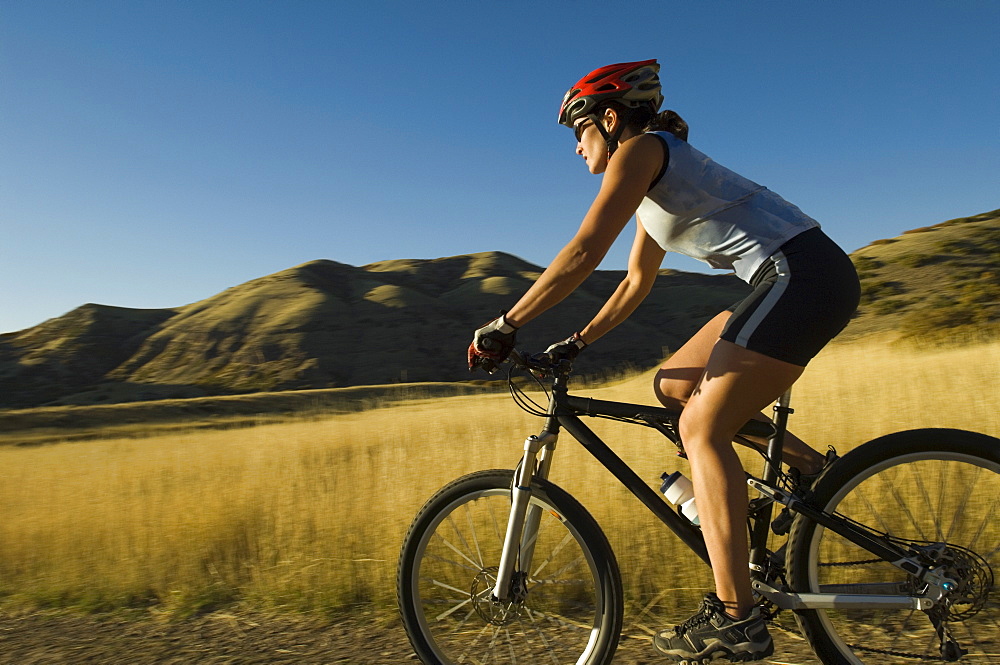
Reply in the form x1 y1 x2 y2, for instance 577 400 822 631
499 349 776 440
507 348 572 377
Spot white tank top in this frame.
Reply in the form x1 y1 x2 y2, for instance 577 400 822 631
635 132 820 282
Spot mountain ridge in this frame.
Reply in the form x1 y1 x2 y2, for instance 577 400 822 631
3 211 997 409
842 209 1000 340
0 251 749 407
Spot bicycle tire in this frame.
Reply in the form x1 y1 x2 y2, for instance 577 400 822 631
787 428 1000 664
397 469 623 665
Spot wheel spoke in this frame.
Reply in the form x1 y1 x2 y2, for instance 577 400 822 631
435 594 473 621
435 528 487 571
523 606 598 632
531 530 575 579
964 493 1000 553
487 496 505 546
910 462 941 541
944 464 979 544
541 553 586 582
850 478 894 534
399 472 620 664
886 465 927 541
463 501 486 568
789 433 1000 663
460 620 500 664
518 608 566 665
424 550 484 574
446 510 481 568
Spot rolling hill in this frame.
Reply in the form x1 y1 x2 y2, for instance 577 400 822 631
843 209 1000 341
2 209 996 409
0 253 749 408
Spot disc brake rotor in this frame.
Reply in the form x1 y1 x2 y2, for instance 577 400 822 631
471 567 529 626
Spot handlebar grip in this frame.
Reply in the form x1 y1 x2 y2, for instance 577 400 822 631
507 348 526 366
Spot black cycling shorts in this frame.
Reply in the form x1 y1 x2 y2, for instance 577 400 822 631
720 228 861 366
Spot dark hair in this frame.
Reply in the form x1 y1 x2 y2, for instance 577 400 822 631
645 110 688 141
603 102 689 141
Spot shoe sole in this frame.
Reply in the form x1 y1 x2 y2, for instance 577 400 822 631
653 639 775 664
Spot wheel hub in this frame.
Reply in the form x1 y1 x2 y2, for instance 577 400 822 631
935 546 993 620
471 567 529 626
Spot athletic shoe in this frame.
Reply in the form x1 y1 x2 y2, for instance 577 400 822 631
653 593 774 664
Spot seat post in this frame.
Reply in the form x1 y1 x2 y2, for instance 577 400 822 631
764 388 793 479
748 388 794 578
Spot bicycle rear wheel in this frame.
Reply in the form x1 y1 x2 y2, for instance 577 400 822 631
397 469 623 665
788 428 1000 664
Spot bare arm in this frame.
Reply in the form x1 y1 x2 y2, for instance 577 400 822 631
504 134 663 328
579 216 666 344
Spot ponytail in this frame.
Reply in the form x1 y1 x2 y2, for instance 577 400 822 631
646 110 688 141
601 102 691 142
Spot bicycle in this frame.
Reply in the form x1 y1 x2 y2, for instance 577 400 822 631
397 349 1000 664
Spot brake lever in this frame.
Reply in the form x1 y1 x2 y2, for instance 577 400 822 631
470 354 500 374
507 348 528 368
504 348 554 378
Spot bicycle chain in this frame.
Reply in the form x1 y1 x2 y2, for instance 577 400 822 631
817 557 884 567
845 643 942 661
777 559 952 660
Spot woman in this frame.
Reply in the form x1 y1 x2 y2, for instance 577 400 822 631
468 59 860 663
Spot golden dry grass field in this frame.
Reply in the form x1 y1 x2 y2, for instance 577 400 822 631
0 338 998 623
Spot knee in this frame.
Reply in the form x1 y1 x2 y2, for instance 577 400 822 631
653 370 692 410
677 410 703 452
677 408 727 457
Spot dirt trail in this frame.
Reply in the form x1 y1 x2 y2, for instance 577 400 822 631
0 611 821 664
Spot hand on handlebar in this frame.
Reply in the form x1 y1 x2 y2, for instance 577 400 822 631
544 332 587 363
468 345 571 379
468 313 518 373
467 322 586 376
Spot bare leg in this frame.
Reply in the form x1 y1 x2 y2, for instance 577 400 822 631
653 312 825 474
679 339 805 618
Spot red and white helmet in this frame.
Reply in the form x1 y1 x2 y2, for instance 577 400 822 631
558 59 664 128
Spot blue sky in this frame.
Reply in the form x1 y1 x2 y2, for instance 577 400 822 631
2 1 998 333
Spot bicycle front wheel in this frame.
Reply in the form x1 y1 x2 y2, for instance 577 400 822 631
397 469 623 665
788 428 1000 664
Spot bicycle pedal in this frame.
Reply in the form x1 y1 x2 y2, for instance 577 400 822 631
771 508 793 535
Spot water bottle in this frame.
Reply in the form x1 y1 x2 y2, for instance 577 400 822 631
660 471 700 525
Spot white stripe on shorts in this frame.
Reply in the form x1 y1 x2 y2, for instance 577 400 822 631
734 251 791 348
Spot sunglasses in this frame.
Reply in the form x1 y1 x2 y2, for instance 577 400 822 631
573 119 594 142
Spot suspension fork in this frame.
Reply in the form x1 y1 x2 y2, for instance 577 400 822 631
491 429 558 602
491 377 564 603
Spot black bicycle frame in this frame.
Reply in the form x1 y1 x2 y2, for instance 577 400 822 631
554 400 712 565
488 359 954 612
536 371 916 578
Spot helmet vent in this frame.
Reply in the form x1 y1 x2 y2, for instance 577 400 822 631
558 59 663 127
